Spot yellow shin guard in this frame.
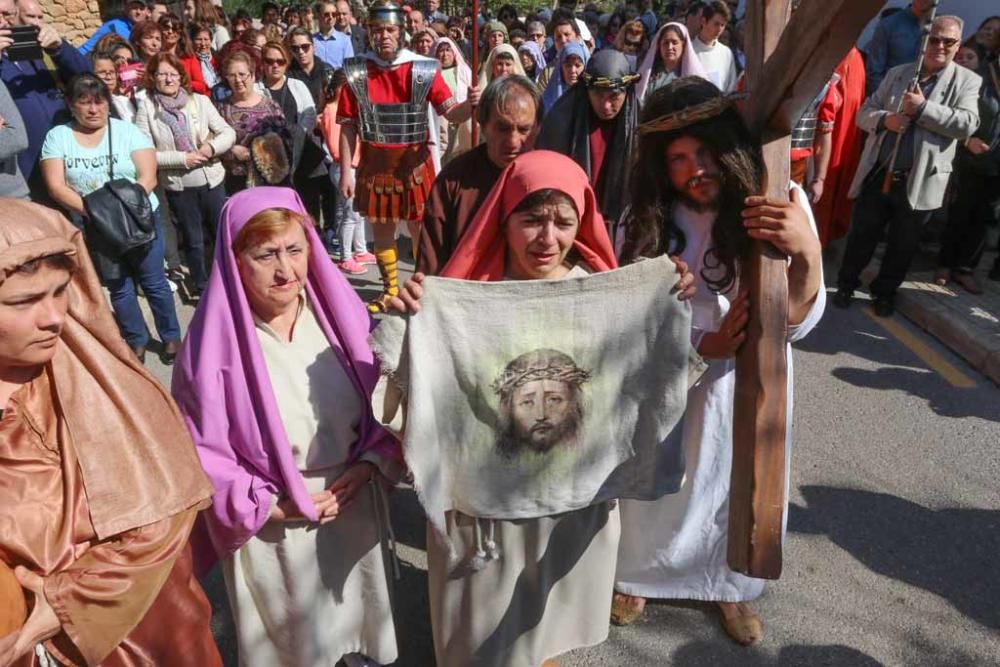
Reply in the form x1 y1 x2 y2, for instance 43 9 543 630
368 246 400 313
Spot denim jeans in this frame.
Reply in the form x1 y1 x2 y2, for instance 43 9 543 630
104 210 182 348
166 183 226 291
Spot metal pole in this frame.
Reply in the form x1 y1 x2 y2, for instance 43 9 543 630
881 0 940 194
470 0 481 145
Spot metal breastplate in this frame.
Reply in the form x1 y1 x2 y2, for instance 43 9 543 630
791 74 840 151
345 57 438 144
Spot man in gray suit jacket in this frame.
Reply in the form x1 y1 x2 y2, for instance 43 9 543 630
834 15 981 317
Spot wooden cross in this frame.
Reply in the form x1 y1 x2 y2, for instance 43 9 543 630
730 0 883 579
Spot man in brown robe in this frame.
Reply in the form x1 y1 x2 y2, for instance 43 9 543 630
417 74 543 275
0 200 221 666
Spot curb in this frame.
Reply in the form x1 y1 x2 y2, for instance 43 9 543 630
861 267 1000 386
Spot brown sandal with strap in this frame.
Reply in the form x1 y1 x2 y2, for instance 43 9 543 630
718 602 763 646
610 592 647 626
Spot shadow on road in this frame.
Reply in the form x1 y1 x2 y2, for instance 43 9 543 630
797 304 933 373
390 487 427 551
789 485 1000 631
673 641 882 666
829 365 998 422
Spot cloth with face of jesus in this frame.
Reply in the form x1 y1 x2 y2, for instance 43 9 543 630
370 255 699 535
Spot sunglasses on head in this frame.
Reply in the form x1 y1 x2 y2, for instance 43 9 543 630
264 57 286 65
927 36 959 48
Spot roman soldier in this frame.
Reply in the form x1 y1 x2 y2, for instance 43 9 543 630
337 0 477 312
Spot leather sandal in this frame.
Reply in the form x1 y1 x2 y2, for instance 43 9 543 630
610 592 646 626
718 602 763 646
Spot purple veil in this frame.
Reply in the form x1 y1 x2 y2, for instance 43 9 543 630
172 187 399 574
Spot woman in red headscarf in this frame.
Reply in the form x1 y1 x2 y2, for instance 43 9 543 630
389 150 693 667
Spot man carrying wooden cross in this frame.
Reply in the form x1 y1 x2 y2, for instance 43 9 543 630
611 77 825 645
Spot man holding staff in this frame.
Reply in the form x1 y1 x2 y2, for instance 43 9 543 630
833 15 980 317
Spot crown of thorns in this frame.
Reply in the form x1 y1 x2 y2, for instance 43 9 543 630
638 92 748 135
583 71 641 90
492 362 592 395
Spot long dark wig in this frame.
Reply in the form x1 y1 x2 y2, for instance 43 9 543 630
620 77 764 294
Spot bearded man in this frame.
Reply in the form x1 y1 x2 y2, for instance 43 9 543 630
417 74 542 275
613 77 825 646
338 0 478 312
493 348 590 458
536 49 640 238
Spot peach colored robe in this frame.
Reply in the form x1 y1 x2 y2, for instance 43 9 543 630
0 370 221 667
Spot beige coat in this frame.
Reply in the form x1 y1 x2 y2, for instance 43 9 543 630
849 60 981 211
134 93 236 192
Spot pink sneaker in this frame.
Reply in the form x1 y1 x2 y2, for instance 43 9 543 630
338 258 367 275
354 252 377 265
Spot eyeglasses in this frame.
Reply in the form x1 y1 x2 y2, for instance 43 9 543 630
927 36 959 48
625 39 642 48
226 71 252 80
290 43 312 52
264 57 286 65
161 24 180 32
322 11 336 17
155 72 180 80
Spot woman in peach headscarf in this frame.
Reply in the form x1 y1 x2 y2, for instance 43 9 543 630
635 22 709 106
388 150 693 667
0 199 219 666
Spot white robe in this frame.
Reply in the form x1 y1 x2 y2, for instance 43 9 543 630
615 184 826 602
222 299 398 666
692 37 739 93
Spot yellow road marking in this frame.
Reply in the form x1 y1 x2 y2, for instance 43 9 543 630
861 306 977 389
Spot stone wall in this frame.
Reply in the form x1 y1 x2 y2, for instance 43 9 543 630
40 0 104 46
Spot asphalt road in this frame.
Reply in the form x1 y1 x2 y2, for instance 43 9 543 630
142 245 1000 667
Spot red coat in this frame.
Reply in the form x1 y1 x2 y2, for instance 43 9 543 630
813 47 866 246
179 55 209 95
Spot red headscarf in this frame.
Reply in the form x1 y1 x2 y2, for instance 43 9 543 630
440 150 618 280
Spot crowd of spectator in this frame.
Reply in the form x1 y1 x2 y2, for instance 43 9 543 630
0 0 994 359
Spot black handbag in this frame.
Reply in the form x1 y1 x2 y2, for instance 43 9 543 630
82 119 155 256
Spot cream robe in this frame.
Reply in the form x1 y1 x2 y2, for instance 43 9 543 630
222 299 398 666
615 184 826 602
425 266 621 667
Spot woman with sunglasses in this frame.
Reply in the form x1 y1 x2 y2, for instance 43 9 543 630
157 12 209 94
261 40 333 236
613 20 647 70
286 27 332 107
